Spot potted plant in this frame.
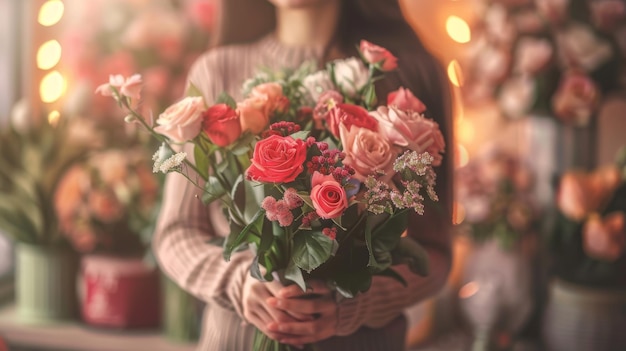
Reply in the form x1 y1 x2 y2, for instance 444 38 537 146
54 148 162 329
0 111 91 323
455 148 541 350
543 146 626 351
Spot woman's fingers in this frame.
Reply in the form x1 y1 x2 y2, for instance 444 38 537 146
279 280 331 298
267 315 337 345
268 295 336 315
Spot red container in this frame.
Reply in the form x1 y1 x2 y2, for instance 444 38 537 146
79 255 161 329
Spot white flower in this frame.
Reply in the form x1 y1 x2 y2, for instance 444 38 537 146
498 75 535 118
152 143 186 174
514 37 553 74
303 70 335 102
332 58 369 98
556 23 614 72
476 45 511 84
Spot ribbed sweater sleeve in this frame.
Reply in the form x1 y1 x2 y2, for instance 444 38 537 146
152 51 254 318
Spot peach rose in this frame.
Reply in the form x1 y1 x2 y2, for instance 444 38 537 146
154 96 205 143
88 190 124 223
250 82 289 116
310 172 349 219
557 167 622 221
360 40 398 71
552 72 600 126
583 212 625 261
387 87 426 113
339 124 397 182
238 96 271 135
55 166 90 222
370 106 445 166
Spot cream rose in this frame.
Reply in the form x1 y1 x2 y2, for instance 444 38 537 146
250 82 289 115
339 124 397 182
332 57 369 98
153 96 204 143
303 70 335 102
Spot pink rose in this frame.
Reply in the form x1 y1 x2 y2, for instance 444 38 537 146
310 172 349 219
250 82 289 116
313 90 343 128
360 40 398 71
246 135 308 183
154 96 205 143
202 104 241 147
326 103 378 137
186 0 216 32
535 0 570 24
552 72 600 126
238 96 271 135
120 74 142 100
387 87 426 113
583 212 625 261
339 124 397 182
370 106 445 166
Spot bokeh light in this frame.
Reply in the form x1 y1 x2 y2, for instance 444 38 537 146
36 40 62 70
47 110 61 126
38 0 65 27
446 16 471 44
39 71 66 103
447 59 464 87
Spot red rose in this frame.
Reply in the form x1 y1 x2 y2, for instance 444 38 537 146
360 40 398 71
246 135 308 183
326 103 378 137
202 104 241 147
310 172 348 219
387 87 426 113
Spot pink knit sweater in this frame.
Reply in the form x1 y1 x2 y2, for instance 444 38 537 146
153 34 452 351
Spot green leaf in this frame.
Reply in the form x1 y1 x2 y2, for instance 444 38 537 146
194 145 209 180
285 259 306 292
223 209 265 261
202 176 227 203
216 92 237 110
250 256 267 282
292 231 334 273
393 237 430 276
257 217 275 258
377 267 407 287
290 131 310 140
186 82 204 98
362 84 377 109
333 269 372 298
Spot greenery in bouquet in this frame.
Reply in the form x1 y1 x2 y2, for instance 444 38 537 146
62 0 216 119
0 110 97 247
97 40 445 350
455 148 540 249
549 146 626 288
54 148 161 257
461 0 625 125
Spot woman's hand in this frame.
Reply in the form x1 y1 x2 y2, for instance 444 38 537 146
266 280 339 346
242 275 311 342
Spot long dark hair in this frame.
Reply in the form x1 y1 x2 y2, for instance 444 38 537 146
214 0 453 236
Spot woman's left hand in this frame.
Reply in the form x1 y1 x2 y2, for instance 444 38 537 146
266 280 339 346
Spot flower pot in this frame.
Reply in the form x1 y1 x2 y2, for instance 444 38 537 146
162 275 201 342
542 278 626 351
16 243 78 323
79 255 161 329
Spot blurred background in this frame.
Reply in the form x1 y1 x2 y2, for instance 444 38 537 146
0 0 625 350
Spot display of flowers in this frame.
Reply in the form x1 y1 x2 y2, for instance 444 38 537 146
461 0 625 125
550 146 626 287
62 0 215 119
54 149 160 256
455 148 540 249
97 41 445 351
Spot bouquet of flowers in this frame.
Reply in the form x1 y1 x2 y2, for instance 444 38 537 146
461 0 625 125
550 146 626 288
54 149 160 256
455 148 540 249
97 40 445 350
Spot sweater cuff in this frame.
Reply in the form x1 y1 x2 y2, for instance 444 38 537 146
335 291 369 336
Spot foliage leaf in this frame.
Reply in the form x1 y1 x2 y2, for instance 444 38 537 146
193 145 209 180
292 231 334 273
285 259 307 292
186 82 204 98
392 237 430 276
223 209 264 261
216 92 238 110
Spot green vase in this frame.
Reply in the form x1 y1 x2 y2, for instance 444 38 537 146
162 275 200 342
16 243 78 323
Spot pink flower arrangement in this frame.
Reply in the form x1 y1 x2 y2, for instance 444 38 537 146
97 40 445 351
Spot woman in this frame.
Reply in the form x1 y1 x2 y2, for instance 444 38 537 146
153 0 453 349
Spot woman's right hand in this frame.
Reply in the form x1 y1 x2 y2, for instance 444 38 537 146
242 274 312 342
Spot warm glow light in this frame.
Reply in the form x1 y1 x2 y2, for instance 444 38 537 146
38 0 65 27
446 16 471 44
37 40 62 70
40 71 66 103
447 60 464 87
453 201 466 225
456 119 475 144
456 144 469 168
48 110 61 126
459 281 479 299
